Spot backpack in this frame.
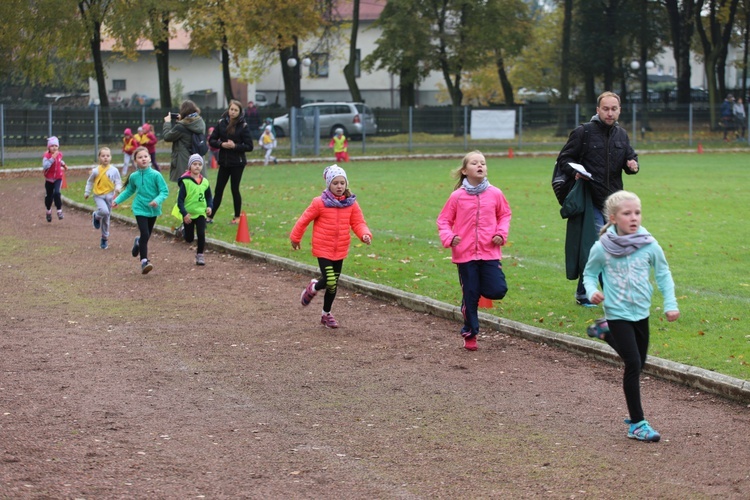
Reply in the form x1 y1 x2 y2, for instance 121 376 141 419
552 123 591 205
190 131 209 156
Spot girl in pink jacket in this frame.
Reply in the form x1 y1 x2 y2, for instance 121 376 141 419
42 136 67 222
437 151 512 351
291 165 372 329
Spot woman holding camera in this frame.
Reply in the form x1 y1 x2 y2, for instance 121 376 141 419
207 99 254 224
163 99 206 182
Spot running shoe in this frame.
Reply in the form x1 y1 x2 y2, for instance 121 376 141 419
301 279 318 306
320 313 339 329
625 419 661 442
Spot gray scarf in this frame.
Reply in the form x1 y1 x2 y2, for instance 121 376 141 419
462 177 490 195
600 230 654 256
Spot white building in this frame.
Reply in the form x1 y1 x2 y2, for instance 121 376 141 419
90 1 448 110
90 1 742 110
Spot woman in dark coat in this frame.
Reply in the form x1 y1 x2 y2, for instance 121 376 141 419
163 99 206 182
207 99 254 224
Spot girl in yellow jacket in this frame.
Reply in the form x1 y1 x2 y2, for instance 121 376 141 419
85 147 123 249
290 165 372 328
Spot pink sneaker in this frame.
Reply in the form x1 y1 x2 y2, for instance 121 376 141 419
320 313 339 329
463 336 478 351
300 279 318 306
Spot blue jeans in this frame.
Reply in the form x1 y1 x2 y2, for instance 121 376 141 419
457 260 507 337
576 206 604 298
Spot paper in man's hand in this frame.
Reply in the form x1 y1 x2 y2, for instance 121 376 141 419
568 162 593 179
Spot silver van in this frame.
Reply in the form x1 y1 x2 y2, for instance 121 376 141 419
272 102 377 140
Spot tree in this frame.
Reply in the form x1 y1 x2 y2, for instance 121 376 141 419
458 0 531 106
78 0 115 107
362 0 432 108
558 0 574 135
664 0 698 105
695 0 740 127
105 0 183 109
0 0 92 100
343 0 362 102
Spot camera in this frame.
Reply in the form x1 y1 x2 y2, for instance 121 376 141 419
170 112 179 121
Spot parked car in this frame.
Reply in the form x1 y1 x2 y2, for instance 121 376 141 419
255 92 270 107
272 102 378 140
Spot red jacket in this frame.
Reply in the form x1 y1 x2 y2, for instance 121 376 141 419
290 197 371 261
140 125 158 153
122 135 139 154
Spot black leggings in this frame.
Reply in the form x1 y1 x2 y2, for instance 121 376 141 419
212 166 245 219
606 318 650 423
135 215 157 260
315 258 343 313
44 179 62 210
183 216 207 254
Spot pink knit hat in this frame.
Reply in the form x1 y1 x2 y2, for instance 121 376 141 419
47 136 59 148
124 128 132 135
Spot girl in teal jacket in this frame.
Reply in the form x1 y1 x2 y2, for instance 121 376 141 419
113 146 169 275
583 190 679 443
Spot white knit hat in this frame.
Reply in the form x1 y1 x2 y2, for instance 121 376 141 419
323 164 347 189
188 153 204 167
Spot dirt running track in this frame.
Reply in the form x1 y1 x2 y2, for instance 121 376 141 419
1 176 748 499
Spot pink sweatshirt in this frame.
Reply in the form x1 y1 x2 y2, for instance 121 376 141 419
437 185 512 264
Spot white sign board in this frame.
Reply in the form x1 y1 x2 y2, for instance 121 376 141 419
470 110 516 140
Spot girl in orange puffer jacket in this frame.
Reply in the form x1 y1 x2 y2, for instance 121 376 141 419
291 165 372 329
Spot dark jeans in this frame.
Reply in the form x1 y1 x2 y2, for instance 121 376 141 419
457 259 508 337
315 258 343 314
44 179 62 210
605 318 650 423
576 206 605 299
212 166 245 219
135 215 156 260
150 152 160 171
182 216 207 254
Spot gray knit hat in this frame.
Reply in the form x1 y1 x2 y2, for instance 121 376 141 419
188 153 204 167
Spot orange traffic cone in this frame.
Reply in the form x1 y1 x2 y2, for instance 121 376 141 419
235 211 251 243
478 296 493 309
508 147 514 159
211 155 218 169
697 142 703 154
61 171 68 189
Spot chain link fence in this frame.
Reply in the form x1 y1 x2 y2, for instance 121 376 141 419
2 101 747 165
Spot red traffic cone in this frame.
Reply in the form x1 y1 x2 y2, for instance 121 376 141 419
211 155 218 169
478 296 493 309
235 211 251 243
508 147 514 159
697 142 703 154
61 171 68 189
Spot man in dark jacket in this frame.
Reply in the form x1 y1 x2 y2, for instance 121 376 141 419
556 91 640 306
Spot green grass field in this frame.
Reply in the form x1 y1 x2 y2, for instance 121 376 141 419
61 152 750 380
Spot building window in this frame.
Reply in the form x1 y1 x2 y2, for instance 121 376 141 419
355 49 361 78
310 53 329 78
112 79 126 91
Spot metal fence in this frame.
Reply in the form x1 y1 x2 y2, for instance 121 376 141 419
1 102 747 165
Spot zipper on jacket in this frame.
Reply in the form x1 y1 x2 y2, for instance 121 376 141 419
474 195 480 257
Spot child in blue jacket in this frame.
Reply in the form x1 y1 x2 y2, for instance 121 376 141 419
583 190 679 443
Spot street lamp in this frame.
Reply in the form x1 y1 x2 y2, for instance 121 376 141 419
631 59 655 134
286 56 312 108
